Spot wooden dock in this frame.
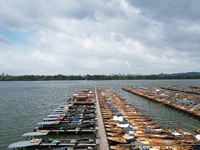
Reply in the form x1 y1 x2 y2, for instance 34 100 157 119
95 88 109 150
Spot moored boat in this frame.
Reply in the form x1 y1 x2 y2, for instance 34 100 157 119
8 89 98 150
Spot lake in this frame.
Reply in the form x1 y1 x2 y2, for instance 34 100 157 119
0 80 200 149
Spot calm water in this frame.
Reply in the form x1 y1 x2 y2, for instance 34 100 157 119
1 80 200 149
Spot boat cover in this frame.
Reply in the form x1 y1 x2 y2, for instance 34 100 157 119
172 131 182 136
47 114 64 117
113 116 123 121
37 121 60 125
196 134 200 140
8 139 42 149
117 123 129 128
53 109 64 112
23 131 49 137
43 118 59 121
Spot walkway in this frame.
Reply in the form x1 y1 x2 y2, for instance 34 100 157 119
95 88 109 150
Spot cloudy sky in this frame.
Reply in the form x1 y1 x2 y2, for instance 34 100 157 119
0 0 200 75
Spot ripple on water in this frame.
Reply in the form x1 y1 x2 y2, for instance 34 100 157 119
0 80 200 149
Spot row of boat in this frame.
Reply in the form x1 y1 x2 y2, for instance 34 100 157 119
97 87 200 150
162 85 200 95
8 89 98 150
122 86 200 118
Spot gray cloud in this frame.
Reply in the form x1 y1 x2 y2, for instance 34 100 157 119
128 0 200 22
0 0 199 75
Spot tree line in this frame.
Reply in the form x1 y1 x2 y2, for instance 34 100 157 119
0 72 200 81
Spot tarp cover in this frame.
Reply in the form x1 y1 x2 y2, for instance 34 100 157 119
23 131 49 137
37 121 60 125
196 134 200 140
43 118 59 121
8 139 42 149
117 123 129 128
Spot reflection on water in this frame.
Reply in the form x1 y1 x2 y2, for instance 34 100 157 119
0 80 200 149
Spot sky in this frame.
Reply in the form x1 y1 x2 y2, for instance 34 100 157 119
0 0 200 75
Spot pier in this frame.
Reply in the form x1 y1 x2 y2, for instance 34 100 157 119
95 88 110 150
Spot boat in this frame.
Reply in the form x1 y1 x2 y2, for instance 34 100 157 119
107 132 124 137
106 127 123 133
40 138 96 146
107 136 127 143
195 128 200 134
110 145 130 150
129 121 156 126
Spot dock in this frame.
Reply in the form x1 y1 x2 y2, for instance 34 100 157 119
95 88 110 150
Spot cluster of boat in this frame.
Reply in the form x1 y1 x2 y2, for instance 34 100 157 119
162 85 200 95
8 89 98 150
97 87 200 150
122 86 200 118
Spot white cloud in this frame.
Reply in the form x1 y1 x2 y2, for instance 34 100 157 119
0 0 199 75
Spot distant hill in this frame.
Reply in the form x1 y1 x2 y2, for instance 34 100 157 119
0 72 200 81
171 72 200 76
156 72 200 79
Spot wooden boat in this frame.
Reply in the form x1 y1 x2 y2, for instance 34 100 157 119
136 137 178 145
134 139 192 150
121 112 145 116
104 121 120 125
107 136 126 143
102 111 113 114
195 128 200 134
102 114 114 118
128 118 152 122
106 127 123 133
107 132 124 137
105 124 117 128
121 110 141 113
145 128 171 134
175 127 195 136
133 125 160 130
146 133 174 139
123 115 149 119
130 121 156 126
110 145 130 150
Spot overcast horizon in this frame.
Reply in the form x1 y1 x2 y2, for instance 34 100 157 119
0 0 200 75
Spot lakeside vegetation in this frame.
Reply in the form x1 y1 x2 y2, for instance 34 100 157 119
0 72 200 81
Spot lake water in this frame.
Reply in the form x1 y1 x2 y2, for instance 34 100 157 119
1 80 200 149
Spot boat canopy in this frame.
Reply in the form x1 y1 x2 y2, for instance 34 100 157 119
196 134 200 140
23 131 49 137
53 109 64 112
43 118 59 121
117 123 129 128
47 114 64 117
172 131 182 136
8 139 42 149
37 121 60 125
